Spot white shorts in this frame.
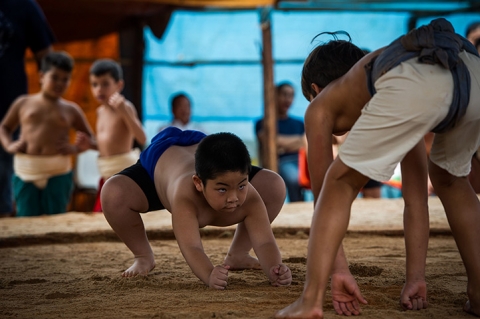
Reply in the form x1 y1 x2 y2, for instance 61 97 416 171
339 51 480 181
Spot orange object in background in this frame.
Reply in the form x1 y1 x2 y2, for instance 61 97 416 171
298 146 404 192
383 179 402 190
298 147 311 189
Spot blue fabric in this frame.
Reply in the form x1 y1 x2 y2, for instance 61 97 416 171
140 127 206 180
0 0 55 214
365 18 479 133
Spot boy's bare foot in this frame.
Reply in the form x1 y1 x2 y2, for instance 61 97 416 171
122 256 156 277
275 297 324 319
223 253 262 270
464 300 480 317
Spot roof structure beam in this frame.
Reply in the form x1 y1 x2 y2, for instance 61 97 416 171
277 0 477 13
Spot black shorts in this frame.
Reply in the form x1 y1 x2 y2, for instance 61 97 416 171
117 161 263 212
363 179 383 189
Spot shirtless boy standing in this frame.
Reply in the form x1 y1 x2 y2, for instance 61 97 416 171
86 59 146 212
101 127 292 289
276 18 480 318
0 51 95 217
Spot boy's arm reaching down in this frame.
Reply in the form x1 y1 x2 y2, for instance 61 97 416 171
243 191 292 286
305 99 368 315
304 102 335 203
171 202 227 289
398 141 429 310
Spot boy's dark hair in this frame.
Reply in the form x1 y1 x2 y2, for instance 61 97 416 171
301 31 365 101
195 132 252 184
170 93 191 111
276 81 294 93
41 51 74 73
89 59 123 82
466 22 480 38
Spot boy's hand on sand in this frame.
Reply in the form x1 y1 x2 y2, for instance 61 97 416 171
108 92 127 113
6 139 26 154
331 272 367 316
209 265 230 290
269 264 292 286
400 280 427 310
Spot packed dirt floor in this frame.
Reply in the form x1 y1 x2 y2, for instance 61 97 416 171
0 199 476 319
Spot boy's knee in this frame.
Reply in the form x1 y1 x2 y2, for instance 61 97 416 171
251 169 287 202
267 170 287 197
428 162 456 189
100 178 123 211
101 175 149 214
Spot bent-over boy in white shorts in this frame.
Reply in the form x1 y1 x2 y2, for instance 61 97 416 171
276 18 480 319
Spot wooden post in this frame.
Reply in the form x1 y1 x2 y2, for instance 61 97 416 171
260 7 277 172
119 19 145 149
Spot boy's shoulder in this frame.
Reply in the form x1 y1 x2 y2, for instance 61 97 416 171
11 93 43 109
16 93 38 103
24 92 78 109
96 103 107 111
166 175 203 209
57 97 81 109
124 98 136 109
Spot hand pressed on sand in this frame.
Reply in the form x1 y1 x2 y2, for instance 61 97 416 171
275 272 366 318
270 264 292 287
400 280 428 311
210 265 230 290
331 272 367 316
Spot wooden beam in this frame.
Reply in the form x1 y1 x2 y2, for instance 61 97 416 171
260 8 278 172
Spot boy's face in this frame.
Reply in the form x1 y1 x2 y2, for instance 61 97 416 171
172 97 191 124
276 86 294 114
90 73 123 104
194 171 249 213
467 27 480 45
40 67 71 99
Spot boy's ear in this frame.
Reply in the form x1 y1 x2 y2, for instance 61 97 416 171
311 83 322 96
39 71 45 84
192 174 204 192
117 79 125 92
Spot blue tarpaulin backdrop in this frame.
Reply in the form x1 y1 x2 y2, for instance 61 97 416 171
142 10 480 160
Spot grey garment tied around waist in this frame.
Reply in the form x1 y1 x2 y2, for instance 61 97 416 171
365 18 479 133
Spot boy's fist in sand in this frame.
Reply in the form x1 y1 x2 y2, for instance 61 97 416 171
270 264 292 286
210 265 230 290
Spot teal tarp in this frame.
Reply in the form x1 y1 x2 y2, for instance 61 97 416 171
142 10 480 156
